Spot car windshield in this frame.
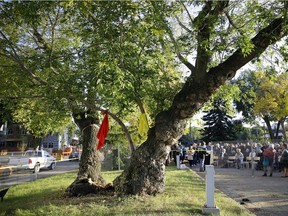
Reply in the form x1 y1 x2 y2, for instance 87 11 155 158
25 151 42 157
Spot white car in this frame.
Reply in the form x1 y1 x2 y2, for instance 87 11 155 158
6 150 56 173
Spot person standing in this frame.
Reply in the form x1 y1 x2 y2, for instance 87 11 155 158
204 142 211 167
197 142 207 172
180 144 185 164
192 145 198 166
262 144 275 177
249 148 257 158
171 144 178 165
248 148 257 168
280 143 288 178
235 148 244 169
219 148 229 168
187 145 194 167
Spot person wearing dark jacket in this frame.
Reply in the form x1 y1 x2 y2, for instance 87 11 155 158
280 143 288 178
197 143 207 172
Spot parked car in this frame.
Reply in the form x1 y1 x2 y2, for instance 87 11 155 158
69 151 80 161
3 150 56 173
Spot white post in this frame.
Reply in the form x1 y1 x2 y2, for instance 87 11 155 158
202 165 220 215
210 145 214 165
176 155 180 169
206 165 215 207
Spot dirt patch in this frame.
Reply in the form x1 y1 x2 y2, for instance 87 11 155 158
193 166 288 216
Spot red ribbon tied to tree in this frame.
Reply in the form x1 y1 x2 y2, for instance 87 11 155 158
96 111 109 150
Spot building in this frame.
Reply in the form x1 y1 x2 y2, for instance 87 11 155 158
0 122 71 152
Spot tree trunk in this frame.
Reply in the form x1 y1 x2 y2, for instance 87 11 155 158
280 117 287 142
263 115 275 141
275 120 281 140
114 115 186 195
114 78 215 195
66 112 114 196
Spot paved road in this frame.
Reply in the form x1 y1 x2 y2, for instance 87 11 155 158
192 165 288 216
0 160 79 189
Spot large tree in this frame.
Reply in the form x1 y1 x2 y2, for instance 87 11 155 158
113 1 288 195
253 71 288 141
0 1 182 195
1 1 287 196
234 70 288 141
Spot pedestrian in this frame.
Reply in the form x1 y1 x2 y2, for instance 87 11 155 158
235 148 244 169
280 143 288 178
262 144 275 177
187 146 194 167
219 148 229 168
192 145 198 166
197 142 207 172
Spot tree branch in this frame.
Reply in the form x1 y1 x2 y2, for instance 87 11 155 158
32 27 50 51
0 95 44 99
224 10 244 36
178 0 194 24
0 30 53 87
168 30 195 73
108 111 136 152
209 17 287 79
194 1 229 81
48 6 61 67
77 100 136 153
150 1 196 73
175 15 192 34
31 27 59 76
171 17 287 120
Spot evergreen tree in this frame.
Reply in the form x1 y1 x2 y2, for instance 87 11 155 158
201 100 236 142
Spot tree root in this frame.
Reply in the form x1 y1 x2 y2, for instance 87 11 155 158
65 178 115 197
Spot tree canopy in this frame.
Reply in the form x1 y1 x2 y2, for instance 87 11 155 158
0 1 183 148
1 0 288 196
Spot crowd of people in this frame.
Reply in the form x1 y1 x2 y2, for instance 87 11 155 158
168 141 288 177
169 141 212 172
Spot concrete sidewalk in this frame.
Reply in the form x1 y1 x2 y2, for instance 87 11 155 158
192 165 288 216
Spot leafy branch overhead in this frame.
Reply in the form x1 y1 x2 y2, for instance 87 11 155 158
0 1 287 196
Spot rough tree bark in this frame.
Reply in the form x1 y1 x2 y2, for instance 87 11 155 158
114 17 287 195
66 111 113 196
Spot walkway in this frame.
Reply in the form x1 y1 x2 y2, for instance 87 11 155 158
192 165 288 216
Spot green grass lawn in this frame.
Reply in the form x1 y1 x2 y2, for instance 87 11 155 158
0 166 254 216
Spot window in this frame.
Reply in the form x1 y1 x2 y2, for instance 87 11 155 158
0 142 6 147
48 143 54 148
